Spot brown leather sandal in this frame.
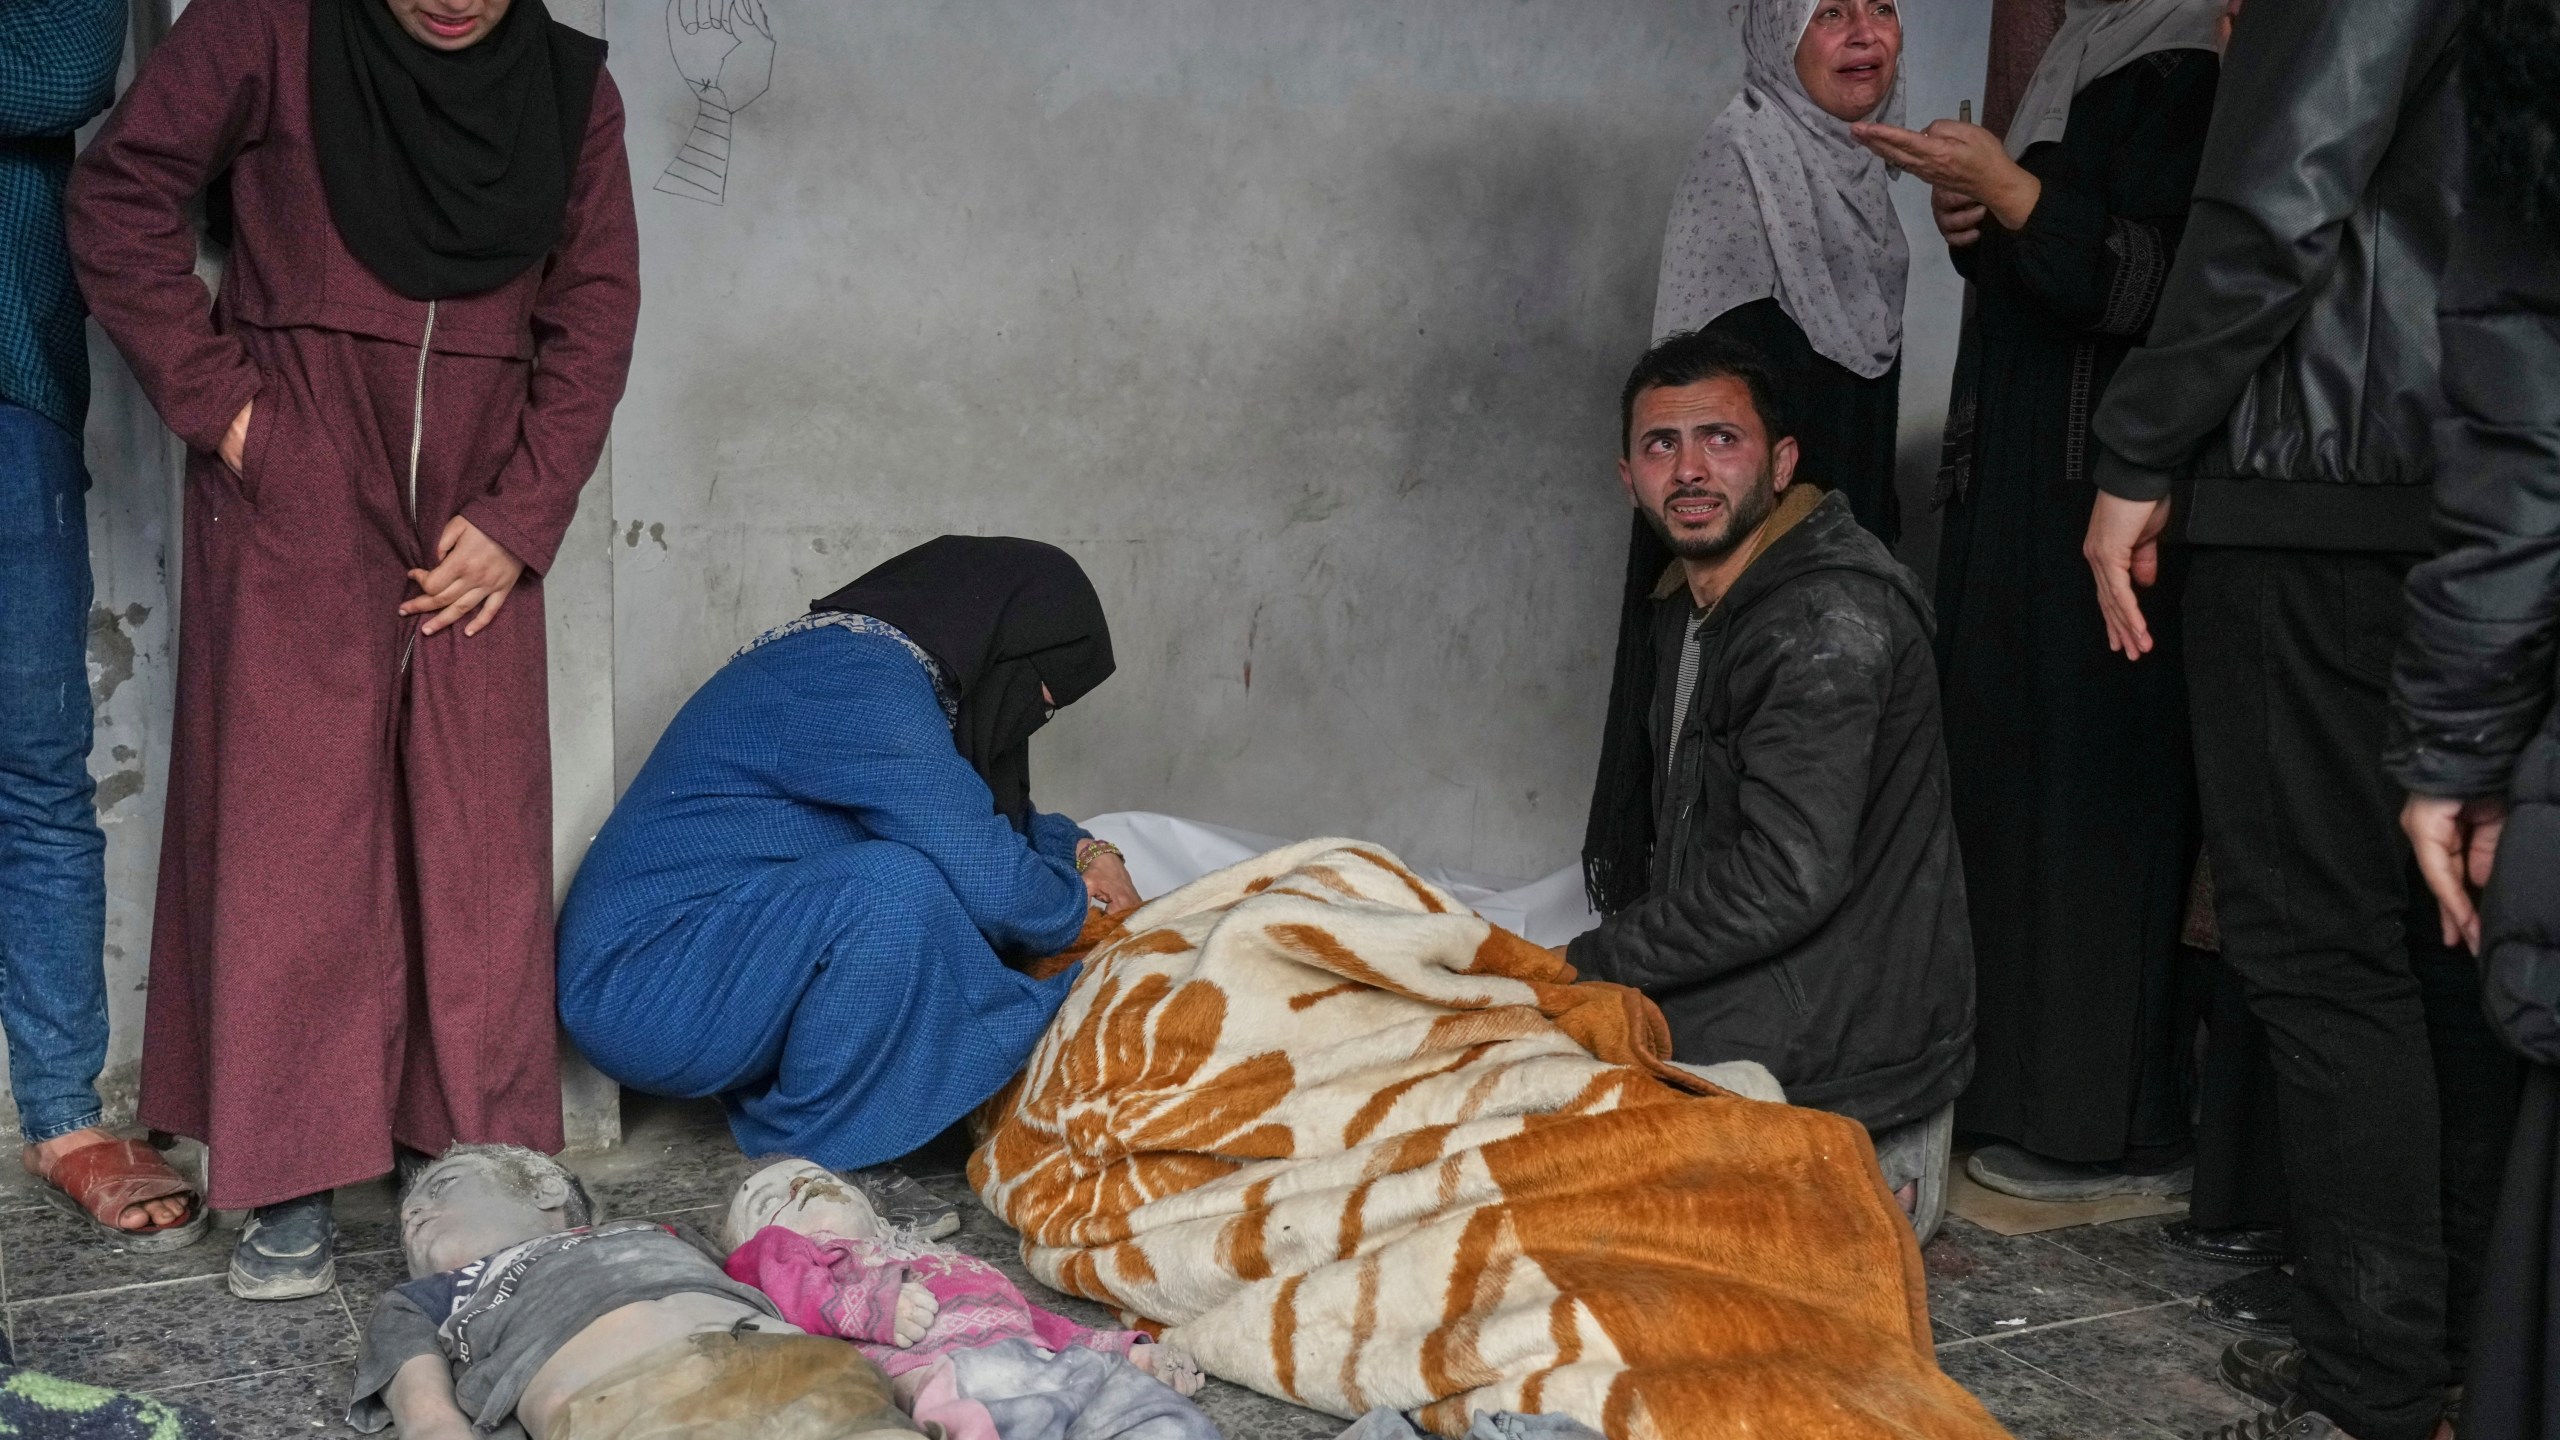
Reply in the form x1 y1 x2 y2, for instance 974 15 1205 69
37 1137 210 1251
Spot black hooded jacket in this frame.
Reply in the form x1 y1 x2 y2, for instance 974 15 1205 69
1567 489 1975 1131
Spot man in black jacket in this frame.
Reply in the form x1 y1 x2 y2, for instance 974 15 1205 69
2388 5 2560 1431
2081 2 2517 1437
1568 330 1975 1211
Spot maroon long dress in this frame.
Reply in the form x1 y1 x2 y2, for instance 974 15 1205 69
65 0 639 1208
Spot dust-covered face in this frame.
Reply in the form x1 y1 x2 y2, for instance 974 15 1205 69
382 0 515 50
723 1159 885 1251
401 1152 572 1277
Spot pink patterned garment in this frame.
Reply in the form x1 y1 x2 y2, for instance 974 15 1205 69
724 1225 1148 1377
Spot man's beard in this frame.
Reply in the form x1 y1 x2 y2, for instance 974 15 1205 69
1642 460 1778 563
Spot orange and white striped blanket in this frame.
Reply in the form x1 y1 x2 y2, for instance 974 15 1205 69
970 840 2006 1439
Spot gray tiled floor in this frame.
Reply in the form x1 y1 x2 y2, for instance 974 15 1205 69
0 1102 2265 1438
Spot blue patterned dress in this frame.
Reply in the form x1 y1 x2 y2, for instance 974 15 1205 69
557 617 1091 1167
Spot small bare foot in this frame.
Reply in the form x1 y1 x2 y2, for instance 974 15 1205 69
1129 1340 1204 1397
23 1130 192 1230
1894 1180 1919 1217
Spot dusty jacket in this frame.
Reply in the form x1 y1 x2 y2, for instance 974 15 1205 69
2089 0 2467 551
2387 209 2560 1065
1567 489 1975 1130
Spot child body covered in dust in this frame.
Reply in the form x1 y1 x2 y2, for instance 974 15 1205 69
347 1146 937 1440
720 1159 1212 1437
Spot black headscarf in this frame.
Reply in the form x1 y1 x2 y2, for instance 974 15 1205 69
1581 513 1673 915
309 0 606 301
813 537 1115 833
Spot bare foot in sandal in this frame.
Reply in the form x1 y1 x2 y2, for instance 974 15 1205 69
24 1129 197 1233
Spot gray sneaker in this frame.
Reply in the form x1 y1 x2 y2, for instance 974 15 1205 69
1965 1143 2194 1203
2195 1399 2355 1440
229 1192 336 1301
848 1167 960 1240
1874 1103 1954 1245
2219 1338 2303 1409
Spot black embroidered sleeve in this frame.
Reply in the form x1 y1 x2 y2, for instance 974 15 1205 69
2094 217 2171 337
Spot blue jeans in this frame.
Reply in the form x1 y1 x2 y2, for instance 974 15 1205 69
0 400 107 1144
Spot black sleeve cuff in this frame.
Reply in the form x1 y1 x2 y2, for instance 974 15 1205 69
2092 445 2176 502
1564 927 1608 982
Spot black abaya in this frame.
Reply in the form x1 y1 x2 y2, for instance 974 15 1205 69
1935 50 2218 1163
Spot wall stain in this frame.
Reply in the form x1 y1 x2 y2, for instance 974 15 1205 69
648 522 668 550
95 769 145 814
85 603 151 708
623 519 644 547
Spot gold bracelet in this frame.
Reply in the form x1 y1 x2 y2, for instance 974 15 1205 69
1075 840 1122 875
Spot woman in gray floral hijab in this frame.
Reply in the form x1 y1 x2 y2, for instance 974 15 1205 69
1651 0 1909 540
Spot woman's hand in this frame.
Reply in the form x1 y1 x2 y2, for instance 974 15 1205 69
1932 184 1987 247
1852 118 2042 231
219 397 253 474
401 516 527 638
1078 844 1141 918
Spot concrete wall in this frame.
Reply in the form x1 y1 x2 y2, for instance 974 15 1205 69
602 0 1990 884
28 0 1989 1130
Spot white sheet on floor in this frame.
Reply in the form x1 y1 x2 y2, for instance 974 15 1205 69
1077 812 1602 948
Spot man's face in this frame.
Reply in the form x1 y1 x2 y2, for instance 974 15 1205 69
1619 376 1798 563
383 0 514 51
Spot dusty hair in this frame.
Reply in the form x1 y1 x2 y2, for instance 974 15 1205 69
402 1143 597 1228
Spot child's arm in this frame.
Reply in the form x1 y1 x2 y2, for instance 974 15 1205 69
384 1354 478 1440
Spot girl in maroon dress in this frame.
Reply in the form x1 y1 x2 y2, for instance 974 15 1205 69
67 0 639 1298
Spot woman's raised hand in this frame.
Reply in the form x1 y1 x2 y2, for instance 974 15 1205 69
1852 118 2042 231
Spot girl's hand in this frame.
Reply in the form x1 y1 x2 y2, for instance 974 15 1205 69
1852 118 2042 230
892 1279 939 1347
220 398 253 473
401 516 527 638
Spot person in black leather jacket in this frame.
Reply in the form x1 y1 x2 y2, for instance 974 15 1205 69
2076 2 2521 1439
1567 330 1975 1183
2387 2 2560 1432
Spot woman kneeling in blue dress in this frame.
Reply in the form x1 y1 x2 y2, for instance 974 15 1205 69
558 536 1136 1176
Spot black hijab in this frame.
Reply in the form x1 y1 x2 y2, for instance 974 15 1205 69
813 537 1115 833
1582 513 1673 915
309 0 606 301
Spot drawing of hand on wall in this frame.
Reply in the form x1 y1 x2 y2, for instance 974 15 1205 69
656 0 775 205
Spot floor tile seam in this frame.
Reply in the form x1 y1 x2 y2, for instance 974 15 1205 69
1973 1335 2191 1440
1933 1295 2192 1348
2031 1229 2211 1303
335 1284 363 1344
138 1356 346 1397
3 1240 406 1305
6 1268 235 1308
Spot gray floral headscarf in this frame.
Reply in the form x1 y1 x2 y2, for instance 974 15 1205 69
1652 0 1910 379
